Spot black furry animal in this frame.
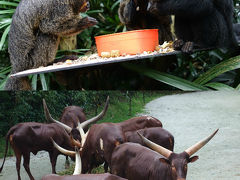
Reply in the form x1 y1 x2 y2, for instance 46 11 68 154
148 0 238 53
5 0 97 90
118 0 173 44
234 23 240 44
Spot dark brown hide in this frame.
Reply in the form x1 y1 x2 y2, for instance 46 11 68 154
125 127 174 151
81 116 162 173
41 173 127 180
60 106 86 128
0 122 74 180
111 142 193 180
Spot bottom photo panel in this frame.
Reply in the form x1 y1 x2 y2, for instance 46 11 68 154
0 91 239 180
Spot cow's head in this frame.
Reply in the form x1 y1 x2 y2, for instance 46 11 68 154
43 96 109 146
52 139 82 175
138 129 218 180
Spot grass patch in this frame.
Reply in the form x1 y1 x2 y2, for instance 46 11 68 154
86 91 165 124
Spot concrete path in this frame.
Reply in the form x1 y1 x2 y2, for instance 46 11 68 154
143 91 240 180
0 151 66 180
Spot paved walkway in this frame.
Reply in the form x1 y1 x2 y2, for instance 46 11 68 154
143 91 240 180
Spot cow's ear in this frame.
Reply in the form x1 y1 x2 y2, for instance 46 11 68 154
189 156 199 163
159 158 170 165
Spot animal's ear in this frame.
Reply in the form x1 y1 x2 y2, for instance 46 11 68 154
189 156 199 163
159 158 170 165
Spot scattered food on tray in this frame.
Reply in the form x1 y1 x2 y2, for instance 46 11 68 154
43 41 175 68
65 60 73 65
101 52 111 58
110 50 120 57
155 41 174 53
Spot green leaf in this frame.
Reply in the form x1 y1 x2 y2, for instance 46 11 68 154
0 1 18 6
111 0 120 11
40 74 48 90
0 74 9 90
204 82 235 90
31 74 38 90
0 9 15 15
194 55 240 85
236 83 240 91
122 63 209 91
0 25 10 50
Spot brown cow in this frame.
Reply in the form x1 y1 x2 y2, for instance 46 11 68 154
0 122 78 180
43 96 109 136
110 129 219 180
58 116 162 173
125 127 174 151
43 96 109 168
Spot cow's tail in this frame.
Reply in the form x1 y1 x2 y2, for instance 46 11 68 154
0 125 17 173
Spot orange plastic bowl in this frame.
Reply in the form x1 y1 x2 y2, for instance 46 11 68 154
95 29 159 56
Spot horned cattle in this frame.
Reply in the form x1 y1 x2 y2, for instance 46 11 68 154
43 96 109 142
111 129 218 180
43 143 127 180
57 116 162 173
125 127 174 151
0 122 78 180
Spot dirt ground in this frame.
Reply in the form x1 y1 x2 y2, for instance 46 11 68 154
0 91 240 180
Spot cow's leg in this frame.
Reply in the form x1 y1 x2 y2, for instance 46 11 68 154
49 152 58 174
104 162 109 172
65 155 70 169
15 150 22 180
23 153 35 180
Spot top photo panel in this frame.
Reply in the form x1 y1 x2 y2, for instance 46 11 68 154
0 0 240 90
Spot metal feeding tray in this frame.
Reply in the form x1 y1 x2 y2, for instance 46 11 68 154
11 51 181 78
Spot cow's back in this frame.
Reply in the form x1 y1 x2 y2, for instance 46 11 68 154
119 116 162 132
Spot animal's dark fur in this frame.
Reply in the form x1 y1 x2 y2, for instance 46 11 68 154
5 0 97 90
0 122 75 180
111 143 195 180
80 116 162 173
125 127 174 151
118 0 173 44
148 0 238 52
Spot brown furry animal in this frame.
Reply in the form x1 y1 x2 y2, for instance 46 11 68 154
5 0 97 90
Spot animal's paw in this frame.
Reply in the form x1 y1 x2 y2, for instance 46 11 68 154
173 39 184 50
83 17 98 27
181 41 194 53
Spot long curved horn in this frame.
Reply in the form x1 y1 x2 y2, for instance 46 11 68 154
73 147 82 175
51 138 75 157
70 135 82 148
43 99 72 133
80 96 109 129
185 129 219 156
137 131 172 158
77 122 88 146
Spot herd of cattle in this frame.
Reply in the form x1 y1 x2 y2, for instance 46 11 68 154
0 96 218 180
